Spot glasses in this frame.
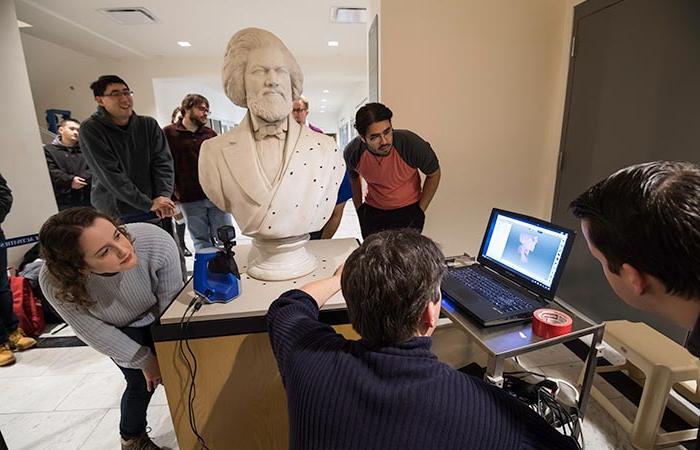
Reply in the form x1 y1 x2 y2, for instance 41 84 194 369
196 105 210 114
102 90 134 98
292 108 307 113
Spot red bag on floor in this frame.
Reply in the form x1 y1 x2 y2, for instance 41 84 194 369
10 275 45 337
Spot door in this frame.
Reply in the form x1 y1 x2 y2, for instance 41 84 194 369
552 0 700 342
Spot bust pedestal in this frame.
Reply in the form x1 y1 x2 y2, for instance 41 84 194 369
246 234 318 281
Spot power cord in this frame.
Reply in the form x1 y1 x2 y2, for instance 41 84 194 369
505 357 584 449
177 296 210 450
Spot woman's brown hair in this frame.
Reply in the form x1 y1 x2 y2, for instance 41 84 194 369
39 208 131 308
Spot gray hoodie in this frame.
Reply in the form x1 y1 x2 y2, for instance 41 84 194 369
79 106 174 217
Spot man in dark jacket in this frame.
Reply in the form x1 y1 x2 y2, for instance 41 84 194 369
0 173 36 367
266 229 577 450
43 118 92 210
79 75 175 221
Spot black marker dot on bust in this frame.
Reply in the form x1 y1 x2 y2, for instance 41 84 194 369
268 226 272 229
272 211 276 215
313 179 317 182
289 171 293 175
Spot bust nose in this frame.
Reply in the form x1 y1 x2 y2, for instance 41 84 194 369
265 70 280 87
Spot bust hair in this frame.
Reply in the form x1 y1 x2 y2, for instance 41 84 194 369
341 229 445 347
39 208 132 309
222 27 303 108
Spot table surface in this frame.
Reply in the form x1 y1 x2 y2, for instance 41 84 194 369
160 238 359 325
440 256 603 357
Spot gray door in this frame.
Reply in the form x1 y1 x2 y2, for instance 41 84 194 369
551 0 700 342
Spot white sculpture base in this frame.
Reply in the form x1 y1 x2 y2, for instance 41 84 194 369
246 234 318 281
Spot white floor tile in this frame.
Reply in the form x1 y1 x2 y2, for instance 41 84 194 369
55 372 126 411
515 344 582 369
0 409 108 450
80 406 178 450
44 346 119 375
0 374 85 413
0 348 67 379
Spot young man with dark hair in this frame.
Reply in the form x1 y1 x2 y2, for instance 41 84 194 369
344 102 441 238
163 93 233 251
266 228 577 450
571 160 700 355
43 118 92 210
79 75 175 221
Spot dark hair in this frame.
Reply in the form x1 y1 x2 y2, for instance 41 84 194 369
180 93 209 113
341 229 445 347
39 208 132 308
58 118 80 128
170 107 181 124
90 75 129 97
354 103 393 136
570 160 700 299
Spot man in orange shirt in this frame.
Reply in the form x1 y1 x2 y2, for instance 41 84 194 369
344 103 441 238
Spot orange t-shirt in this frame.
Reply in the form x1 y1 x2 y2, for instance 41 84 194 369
356 146 422 210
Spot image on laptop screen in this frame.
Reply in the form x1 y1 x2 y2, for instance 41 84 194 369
480 211 571 291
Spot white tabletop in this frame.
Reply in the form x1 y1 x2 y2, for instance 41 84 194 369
160 238 359 325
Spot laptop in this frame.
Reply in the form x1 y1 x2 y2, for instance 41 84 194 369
441 208 575 327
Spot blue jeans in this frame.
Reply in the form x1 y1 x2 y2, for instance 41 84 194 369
180 199 234 251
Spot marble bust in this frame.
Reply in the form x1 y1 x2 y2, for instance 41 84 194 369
199 28 345 280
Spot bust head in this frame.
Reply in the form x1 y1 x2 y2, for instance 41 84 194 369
223 28 303 123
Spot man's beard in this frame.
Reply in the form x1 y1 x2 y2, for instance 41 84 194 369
248 91 291 123
191 114 207 128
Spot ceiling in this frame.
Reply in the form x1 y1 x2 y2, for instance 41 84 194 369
15 0 369 117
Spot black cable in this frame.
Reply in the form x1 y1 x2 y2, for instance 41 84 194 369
177 296 210 450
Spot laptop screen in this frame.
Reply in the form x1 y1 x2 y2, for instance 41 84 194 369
478 209 574 297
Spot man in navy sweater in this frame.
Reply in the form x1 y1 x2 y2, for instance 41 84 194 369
267 229 577 450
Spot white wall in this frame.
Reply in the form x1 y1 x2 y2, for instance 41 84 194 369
379 0 574 256
153 78 246 127
1 2 57 265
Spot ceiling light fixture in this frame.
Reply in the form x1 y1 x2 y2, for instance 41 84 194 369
178 41 192 47
322 99 327 102
328 41 339 47
17 20 33 28
323 89 330 93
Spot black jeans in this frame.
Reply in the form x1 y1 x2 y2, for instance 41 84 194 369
0 229 18 344
113 326 156 439
357 202 425 239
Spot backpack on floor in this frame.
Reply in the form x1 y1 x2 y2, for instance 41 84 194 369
10 275 45 338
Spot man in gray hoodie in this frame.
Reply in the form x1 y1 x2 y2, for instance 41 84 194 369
79 75 175 220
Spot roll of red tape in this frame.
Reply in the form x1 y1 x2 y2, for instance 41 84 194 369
532 308 573 339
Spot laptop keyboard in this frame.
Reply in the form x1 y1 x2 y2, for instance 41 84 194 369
448 267 533 313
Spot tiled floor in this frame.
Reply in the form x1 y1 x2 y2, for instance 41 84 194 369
2 329 698 449
2 210 697 449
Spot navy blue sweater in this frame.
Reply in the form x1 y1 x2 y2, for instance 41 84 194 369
267 290 577 450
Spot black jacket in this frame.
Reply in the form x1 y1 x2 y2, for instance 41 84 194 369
43 140 92 210
79 106 174 217
0 172 12 225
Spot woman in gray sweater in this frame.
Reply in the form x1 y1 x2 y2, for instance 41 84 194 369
39 208 183 450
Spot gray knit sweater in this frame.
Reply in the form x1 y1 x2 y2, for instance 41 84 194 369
39 223 183 369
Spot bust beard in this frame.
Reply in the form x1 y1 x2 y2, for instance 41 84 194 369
248 91 292 123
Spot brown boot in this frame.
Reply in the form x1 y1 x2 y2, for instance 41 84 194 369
0 343 15 366
8 328 36 351
121 432 161 450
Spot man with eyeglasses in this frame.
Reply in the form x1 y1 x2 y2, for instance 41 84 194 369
79 75 175 223
163 94 233 251
344 102 441 238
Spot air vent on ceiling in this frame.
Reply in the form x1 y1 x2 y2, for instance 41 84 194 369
99 7 159 25
330 7 367 24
